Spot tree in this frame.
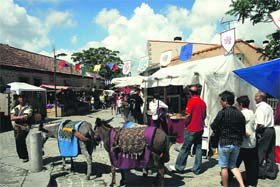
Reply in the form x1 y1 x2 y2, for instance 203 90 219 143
71 47 123 78
227 0 280 59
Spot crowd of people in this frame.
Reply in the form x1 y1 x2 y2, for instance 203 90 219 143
171 85 278 187
8 85 279 187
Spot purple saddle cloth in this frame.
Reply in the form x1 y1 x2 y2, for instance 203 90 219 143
109 126 156 169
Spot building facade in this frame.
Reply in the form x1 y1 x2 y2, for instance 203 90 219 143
0 44 102 89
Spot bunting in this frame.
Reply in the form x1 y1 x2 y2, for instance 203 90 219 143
179 43 193 61
58 60 69 67
122 61 131 75
93 64 101 72
81 66 86 78
138 56 149 72
271 9 280 29
75 64 80 72
159 50 172 66
220 28 235 53
112 64 118 72
70 64 73 74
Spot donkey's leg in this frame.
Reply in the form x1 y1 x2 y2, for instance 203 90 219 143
80 141 92 180
153 153 165 187
70 157 74 172
110 165 116 186
120 170 126 186
62 157 66 170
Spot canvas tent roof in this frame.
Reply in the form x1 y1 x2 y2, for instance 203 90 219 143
143 55 257 126
234 58 280 99
112 76 145 88
8 82 46 94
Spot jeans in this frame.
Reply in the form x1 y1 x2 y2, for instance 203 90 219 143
218 144 240 169
175 129 203 174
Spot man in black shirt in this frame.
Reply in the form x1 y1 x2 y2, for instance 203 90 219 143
129 89 144 124
211 91 245 187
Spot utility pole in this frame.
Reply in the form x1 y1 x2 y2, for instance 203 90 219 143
52 46 67 117
220 17 237 30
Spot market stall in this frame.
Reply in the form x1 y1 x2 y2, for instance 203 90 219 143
143 54 258 156
8 82 47 122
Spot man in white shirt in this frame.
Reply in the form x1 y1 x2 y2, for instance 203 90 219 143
149 94 168 132
236 95 258 186
255 91 278 179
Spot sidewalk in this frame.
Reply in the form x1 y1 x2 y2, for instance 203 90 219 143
0 130 51 187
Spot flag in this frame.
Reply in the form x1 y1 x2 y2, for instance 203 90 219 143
93 64 101 72
81 66 86 78
221 28 235 53
112 64 118 72
70 64 73 74
159 50 172 66
75 64 80 72
122 61 131 75
271 9 280 29
107 63 114 70
138 56 149 72
58 60 69 67
179 43 193 61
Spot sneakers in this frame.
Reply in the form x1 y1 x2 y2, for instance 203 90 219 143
22 159 29 163
169 165 184 174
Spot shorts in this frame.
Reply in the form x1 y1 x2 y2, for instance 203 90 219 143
218 144 240 169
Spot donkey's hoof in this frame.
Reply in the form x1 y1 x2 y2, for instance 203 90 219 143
85 175 90 180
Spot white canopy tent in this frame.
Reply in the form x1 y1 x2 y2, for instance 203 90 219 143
8 82 46 94
143 55 257 120
112 76 145 88
142 55 258 151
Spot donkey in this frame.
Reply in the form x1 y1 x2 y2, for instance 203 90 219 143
94 117 170 187
39 120 97 180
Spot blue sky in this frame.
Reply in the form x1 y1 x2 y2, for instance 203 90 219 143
0 0 276 72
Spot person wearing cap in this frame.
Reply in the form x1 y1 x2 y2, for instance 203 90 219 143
174 85 206 175
10 94 33 162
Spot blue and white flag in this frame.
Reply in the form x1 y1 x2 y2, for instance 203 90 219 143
179 43 193 61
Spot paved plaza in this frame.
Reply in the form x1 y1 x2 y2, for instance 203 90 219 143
0 109 279 187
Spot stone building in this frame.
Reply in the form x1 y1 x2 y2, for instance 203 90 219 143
0 44 103 89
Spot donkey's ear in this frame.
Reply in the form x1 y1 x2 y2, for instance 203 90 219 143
105 117 114 123
95 118 102 126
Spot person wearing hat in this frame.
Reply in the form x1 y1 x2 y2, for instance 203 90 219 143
10 94 33 162
174 85 206 175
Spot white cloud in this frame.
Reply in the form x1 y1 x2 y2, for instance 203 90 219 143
70 35 78 44
0 0 77 52
45 10 76 28
0 0 50 51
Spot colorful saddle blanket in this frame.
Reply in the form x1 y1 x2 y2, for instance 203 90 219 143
57 120 83 157
109 126 156 169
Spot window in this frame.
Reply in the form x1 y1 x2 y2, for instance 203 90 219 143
34 78 42 87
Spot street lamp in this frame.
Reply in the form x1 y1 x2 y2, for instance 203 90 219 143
53 48 67 117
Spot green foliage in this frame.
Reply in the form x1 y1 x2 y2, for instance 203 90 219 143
71 47 123 78
227 0 280 59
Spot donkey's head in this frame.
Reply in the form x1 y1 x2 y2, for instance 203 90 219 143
94 117 114 143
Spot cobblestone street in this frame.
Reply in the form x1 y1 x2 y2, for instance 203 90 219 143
1 109 279 187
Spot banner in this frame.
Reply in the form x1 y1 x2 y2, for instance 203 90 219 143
179 43 193 61
75 64 80 72
138 56 149 72
58 60 69 67
220 28 236 53
159 50 172 66
93 64 101 72
271 9 280 29
122 61 131 75
112 64 118 72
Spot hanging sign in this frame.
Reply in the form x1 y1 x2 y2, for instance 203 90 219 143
271 9 280 29
220 28 236 53
122 61 131 75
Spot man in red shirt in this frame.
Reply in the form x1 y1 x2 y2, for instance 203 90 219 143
174 85 206 174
